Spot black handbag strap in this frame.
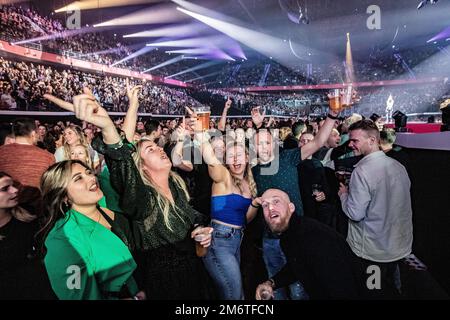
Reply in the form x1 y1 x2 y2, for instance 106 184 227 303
97 206 130 248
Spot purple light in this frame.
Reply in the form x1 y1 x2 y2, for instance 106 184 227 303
12 26 98 45
223 38 246 60
427 26 450 43
111 46 156 67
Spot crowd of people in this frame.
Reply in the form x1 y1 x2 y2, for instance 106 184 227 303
2 80 441 300
0 57 208 114
0 1 448 302
2 54 447 119
0 4 200 78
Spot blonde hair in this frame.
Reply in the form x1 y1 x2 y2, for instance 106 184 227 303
279 127 292 141
133 137 189 231
63 125 89 160
69 144 93 169
342 113 363 133
226 142 258 198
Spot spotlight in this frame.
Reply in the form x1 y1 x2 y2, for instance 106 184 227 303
392 110 408 132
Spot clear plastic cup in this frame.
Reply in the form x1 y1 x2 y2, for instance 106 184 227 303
194 234 208 257
192 106 211 131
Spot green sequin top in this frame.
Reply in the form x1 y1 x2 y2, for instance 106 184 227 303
93 137 207 251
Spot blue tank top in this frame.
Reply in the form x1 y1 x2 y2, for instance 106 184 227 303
211 194 252 227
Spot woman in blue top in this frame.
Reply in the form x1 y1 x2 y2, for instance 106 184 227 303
198 132 261 300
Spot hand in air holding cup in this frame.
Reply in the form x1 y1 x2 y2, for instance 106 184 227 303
186 105 211 132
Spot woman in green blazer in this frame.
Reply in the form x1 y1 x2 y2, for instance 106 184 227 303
40 159 144 300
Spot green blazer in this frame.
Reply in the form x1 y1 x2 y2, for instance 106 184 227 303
44 209 138 300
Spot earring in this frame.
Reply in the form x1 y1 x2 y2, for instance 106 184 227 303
63 199 71 209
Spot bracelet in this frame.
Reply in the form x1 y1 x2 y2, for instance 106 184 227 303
251 202 260 209
327 113 339 120
106 139 124 150
267 278 275 287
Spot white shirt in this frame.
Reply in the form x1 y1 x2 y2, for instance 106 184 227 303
340 151 413 262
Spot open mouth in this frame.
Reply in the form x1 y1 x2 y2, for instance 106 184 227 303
269 212 280 220
89 182 99 192
232 164 242 170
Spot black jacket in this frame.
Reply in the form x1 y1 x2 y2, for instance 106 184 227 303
272 215 366 299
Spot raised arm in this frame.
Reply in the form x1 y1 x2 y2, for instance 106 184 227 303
300 110 339 160
44 88 151 221
251 106 266 129
218 98 232 131
122 79 142 142
44 88 120 145
195 131 229 183
171 120 193 172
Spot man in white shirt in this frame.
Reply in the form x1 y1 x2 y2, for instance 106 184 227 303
338 119 413 299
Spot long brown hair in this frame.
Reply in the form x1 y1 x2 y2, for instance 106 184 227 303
0 172 31 220
37 160 91 253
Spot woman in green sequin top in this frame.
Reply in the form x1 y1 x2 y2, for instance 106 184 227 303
44 89 215 299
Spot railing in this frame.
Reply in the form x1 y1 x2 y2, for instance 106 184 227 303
0 34 41 51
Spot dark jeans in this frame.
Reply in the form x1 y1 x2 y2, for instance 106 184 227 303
358 257 402 300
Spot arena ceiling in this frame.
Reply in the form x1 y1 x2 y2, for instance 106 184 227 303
27 0 450 69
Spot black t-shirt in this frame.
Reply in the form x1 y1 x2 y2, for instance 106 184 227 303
0 217 55 299
0 217 36 272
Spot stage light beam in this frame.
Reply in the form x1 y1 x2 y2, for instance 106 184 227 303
166 61 222 79
111 46 156 67
142 55 184 73
175 6 323 67
93 4 186 27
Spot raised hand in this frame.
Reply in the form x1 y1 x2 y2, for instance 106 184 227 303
224 98 232 110
44 87 114 130
251 106 265 128
185 106 202 132
172 118 187 143
126 78 142 110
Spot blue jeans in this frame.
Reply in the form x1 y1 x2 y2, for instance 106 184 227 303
262 237 309 300
203 222 244 300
